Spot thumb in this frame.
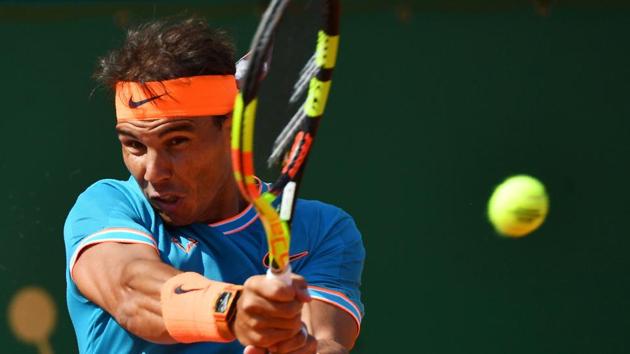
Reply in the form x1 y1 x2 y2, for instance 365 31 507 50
290 274 312 303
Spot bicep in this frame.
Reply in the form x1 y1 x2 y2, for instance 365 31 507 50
73 242 180 343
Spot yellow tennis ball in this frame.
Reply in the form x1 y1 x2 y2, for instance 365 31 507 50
487 175 549 237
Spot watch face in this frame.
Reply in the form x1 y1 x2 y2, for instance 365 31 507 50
215 292 232 313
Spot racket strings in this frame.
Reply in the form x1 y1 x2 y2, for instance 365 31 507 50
267 53 319 167
289 53 317 103
268 108 306 167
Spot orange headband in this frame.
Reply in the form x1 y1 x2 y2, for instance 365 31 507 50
115 75 238 121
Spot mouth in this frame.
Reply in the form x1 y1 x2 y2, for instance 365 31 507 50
149 194 184 214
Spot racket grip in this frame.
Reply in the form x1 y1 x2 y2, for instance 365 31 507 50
247 268 291 354
266 265 292 285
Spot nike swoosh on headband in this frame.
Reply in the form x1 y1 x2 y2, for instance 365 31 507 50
128 94 165 108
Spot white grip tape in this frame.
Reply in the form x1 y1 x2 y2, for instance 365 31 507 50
266 265 292 285
280 181 297 221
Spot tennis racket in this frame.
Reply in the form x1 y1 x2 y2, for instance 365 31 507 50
232 0 340 284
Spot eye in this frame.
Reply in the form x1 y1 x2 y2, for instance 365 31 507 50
168 137 190 147
121 139 146 154
130 141 144 149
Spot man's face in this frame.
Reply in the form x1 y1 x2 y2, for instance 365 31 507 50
116 117 234 226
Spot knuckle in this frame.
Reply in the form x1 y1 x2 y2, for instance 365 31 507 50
239 296 258 313
248 331 264 345
238 297 250 311
268 281 285 296
290 275 307 287
247 317 264 330
243 276 258 289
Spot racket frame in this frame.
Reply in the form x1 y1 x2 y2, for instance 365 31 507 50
231 0 340 281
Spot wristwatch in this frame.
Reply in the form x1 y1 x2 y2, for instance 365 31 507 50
213 285 243 339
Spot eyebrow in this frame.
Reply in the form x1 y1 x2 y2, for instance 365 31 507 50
156 122 196 137
116 121 197 139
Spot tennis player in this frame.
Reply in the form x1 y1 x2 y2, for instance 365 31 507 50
63 17 364 354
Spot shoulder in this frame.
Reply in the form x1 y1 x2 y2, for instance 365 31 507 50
64 178 157 275
68 178 145 215
293 199 361 243
77 177 142 202
294 198 351 220
64 177 153 239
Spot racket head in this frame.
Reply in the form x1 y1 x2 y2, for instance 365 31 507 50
232 0 340 273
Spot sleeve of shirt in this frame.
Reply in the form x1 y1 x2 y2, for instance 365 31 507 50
296 202 366 337
64 180 158 284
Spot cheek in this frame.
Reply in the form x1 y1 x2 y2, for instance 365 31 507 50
193 146 231 186
182 128 232 190
197 150 225 180
122 151 142 178
202 131 232 169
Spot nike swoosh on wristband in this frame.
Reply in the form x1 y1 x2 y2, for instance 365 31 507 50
262 251 309 269
128 94 165 108
174 285 202 295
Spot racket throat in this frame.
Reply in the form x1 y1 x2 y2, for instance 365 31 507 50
279 181 297 221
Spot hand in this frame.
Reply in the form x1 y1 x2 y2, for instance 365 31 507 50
233 273 312 351
242 322 317 354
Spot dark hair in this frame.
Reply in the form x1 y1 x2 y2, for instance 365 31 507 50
94 17 236 125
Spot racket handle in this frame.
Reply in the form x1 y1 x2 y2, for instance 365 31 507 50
266 265 292 285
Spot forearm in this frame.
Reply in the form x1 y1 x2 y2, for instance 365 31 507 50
115 258 181 343
73 243 181 344
316 338 350 354
302 300 358 354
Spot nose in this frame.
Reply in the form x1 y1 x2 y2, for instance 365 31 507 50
143 150 173 185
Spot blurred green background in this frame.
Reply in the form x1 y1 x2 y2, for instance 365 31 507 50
1 1 629 353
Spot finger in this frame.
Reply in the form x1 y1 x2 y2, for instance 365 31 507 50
236 326 301 348
238 291 303 318
245 275 297 302
269 324 309 353
243 313 303 332
276 335 317 354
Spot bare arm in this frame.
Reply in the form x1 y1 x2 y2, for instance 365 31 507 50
72 242 180 343
305 300 357 354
